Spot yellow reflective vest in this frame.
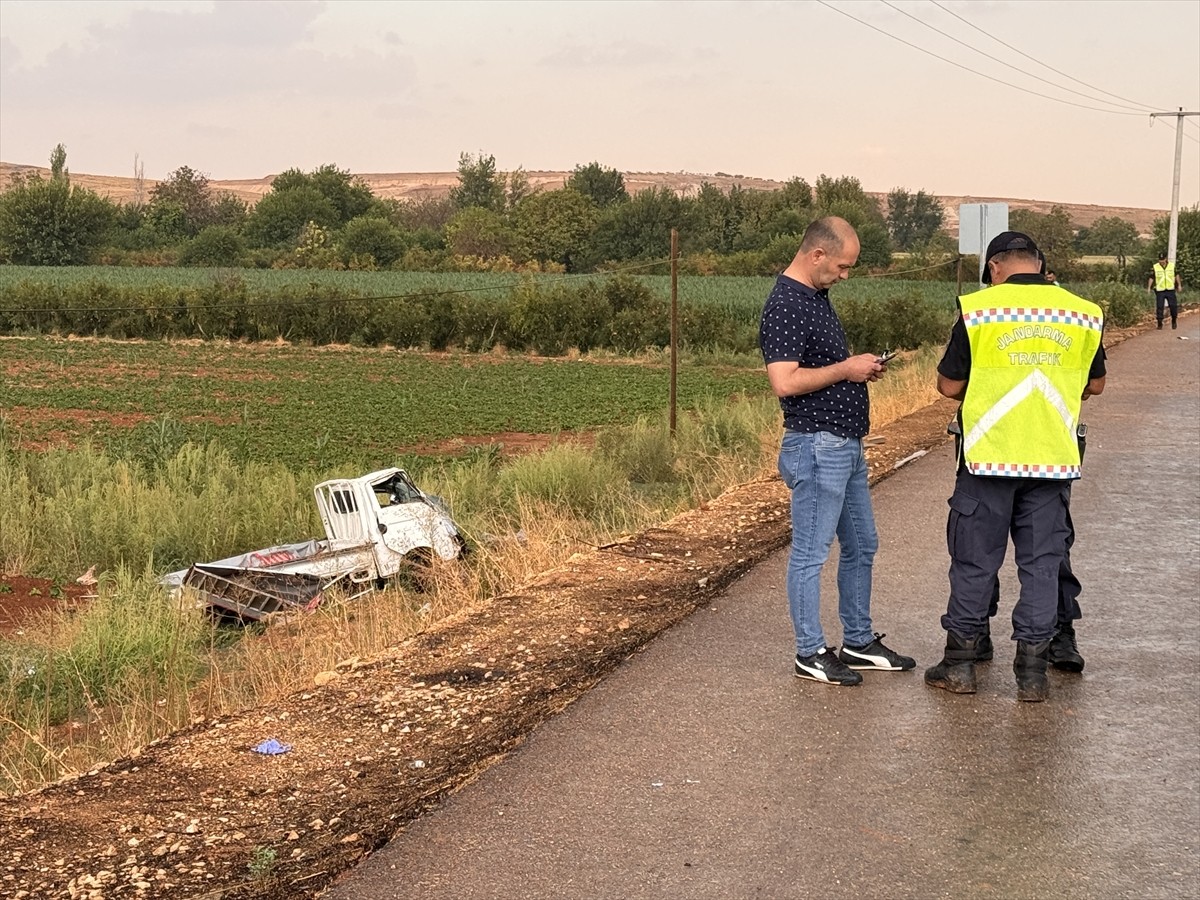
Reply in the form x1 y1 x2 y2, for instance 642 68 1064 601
959 283 1104 479
1153 261 1177 291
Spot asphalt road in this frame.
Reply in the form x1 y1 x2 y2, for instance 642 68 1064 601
325 319 1200 900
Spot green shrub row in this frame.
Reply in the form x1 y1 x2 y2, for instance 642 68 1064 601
0 271 1152 357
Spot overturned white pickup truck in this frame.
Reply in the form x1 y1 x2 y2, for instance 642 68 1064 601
163 468 465 623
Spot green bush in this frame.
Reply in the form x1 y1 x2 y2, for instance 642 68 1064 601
457 293 512 351
339 216 408 268
1076 282 1146 328
179 226 245 267
837 288 956 354
509 280 606 354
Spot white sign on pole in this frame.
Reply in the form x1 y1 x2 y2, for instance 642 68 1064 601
958 203 1009 284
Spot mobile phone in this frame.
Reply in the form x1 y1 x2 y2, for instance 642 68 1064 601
876 349 897 364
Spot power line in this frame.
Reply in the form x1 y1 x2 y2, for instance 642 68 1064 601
927 0 1170 114
863 257 957 278
882 0 1150 114
924 0 1198 142
815 1 1145 116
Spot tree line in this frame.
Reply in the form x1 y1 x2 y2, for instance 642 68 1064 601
0 145 1194 285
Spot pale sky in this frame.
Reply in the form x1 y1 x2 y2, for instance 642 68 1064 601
1 0 1197 210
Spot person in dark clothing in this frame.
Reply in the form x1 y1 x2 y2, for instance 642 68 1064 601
955 249 1096 673
1148 251 1182 329
925 232 1106 702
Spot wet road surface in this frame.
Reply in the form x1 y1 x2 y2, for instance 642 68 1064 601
327 320 1200 900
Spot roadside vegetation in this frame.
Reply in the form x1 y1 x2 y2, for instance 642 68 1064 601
0 144 1185 793
0 329 948 793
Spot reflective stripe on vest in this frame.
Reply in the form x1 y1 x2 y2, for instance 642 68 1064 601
1154 262 1176 291
959 284 1103 479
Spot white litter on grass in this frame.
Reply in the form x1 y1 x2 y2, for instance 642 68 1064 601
894 450 928 469
1179 335 1189 340
252 738 292 755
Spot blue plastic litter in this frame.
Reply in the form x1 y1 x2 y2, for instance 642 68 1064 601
252 738 292 755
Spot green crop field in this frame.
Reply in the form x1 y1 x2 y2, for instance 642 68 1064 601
0 336 765 471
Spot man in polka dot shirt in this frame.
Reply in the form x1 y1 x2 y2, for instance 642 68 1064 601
759 216 916 687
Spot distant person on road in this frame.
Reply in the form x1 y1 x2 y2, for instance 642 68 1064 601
925 231 1106 702
758 216 916 687
1148 251 1182 329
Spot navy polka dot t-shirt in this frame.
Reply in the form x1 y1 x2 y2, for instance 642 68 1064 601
758 274 870 438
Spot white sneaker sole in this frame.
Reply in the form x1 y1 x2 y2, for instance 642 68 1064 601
794 667 860 686
841 652 910 671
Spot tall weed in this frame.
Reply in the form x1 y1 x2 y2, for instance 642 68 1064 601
1 371 938 792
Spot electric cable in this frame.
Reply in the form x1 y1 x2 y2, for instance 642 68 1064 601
884 0 1150 114
817 0 1146 117
928 0 1182 115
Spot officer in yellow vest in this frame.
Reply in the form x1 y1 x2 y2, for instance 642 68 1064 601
925 232 1107 702
1147 251 1182 329
974 249 1093 673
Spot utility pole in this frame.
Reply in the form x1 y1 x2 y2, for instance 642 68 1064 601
669 228 678 437
1149 108 1200 261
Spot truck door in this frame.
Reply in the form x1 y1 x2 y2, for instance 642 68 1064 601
315 481 372 548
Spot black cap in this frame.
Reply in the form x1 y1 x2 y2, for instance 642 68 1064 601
1158 250 1168 260
981 231 1040 283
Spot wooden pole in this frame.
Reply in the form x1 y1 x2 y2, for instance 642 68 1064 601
670 229 679 437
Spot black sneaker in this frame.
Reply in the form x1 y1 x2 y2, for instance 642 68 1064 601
839 633 916 671
795 647 863 686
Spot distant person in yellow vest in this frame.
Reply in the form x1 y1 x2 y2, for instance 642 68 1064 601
925 232 1106 702
1148 251 1182 329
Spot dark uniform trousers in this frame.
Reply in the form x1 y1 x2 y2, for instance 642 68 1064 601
986 485 1082 627
1155 289 1179 326
944 471 1072 643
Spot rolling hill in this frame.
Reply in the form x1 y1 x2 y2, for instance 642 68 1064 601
0 162 1166 236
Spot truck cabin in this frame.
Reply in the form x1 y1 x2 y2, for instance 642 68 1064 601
372 470 423 508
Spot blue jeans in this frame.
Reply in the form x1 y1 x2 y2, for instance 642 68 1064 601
777 431 878 656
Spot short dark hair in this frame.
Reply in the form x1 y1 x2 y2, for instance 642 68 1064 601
799 217 847 254
990 248 1040 270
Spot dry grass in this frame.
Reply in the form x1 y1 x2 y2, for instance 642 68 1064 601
0 370 940 792
870 348 944 430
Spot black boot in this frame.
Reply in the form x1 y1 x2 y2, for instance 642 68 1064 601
976 624 994 662
924 632 978 694
1048 623 1084 672
1014 640 1051 702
